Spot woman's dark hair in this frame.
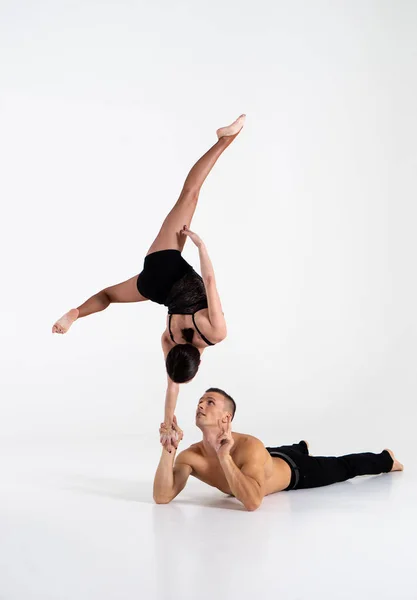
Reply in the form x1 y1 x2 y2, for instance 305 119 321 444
181 328 195 344
166 343 201 383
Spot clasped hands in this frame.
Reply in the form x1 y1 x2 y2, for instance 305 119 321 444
160 415 234 457
159 417 184 453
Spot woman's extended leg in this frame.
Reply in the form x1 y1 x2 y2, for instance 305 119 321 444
52 275 147 334
146 114 245 256
52 115 245 334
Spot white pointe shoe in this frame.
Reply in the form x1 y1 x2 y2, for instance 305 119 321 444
216 114 246 139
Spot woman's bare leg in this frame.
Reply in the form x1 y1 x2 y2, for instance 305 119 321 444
52 275 147 334
52 115 245 334
146 114 245 256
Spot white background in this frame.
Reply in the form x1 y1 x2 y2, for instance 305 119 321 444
1 2 417 599
1 0 416 454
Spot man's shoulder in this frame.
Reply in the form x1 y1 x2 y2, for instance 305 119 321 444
234 432 265 448
175 442 203 466
233 433 268 462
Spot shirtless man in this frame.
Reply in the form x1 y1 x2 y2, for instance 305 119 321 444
153 388 404 511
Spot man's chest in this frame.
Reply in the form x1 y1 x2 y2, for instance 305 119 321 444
190 453 245 494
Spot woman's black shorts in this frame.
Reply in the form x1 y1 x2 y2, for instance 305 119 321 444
136 249 193 305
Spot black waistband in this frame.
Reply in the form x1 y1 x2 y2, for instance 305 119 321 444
268 451 300 490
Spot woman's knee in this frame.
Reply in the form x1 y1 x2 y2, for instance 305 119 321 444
101 288 114 304
178 186 199 205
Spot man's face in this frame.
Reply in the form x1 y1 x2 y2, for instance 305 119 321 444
195 392 229 428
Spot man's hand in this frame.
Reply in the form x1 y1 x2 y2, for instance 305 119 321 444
212 415 234 458
160 416 183 454
180 225 203 248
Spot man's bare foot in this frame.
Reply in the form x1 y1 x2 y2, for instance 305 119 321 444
216 114 246 139
52 308 79 334
385 449 404 472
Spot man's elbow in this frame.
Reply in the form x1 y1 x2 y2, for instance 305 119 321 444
153 494 173 505
243 497 262 512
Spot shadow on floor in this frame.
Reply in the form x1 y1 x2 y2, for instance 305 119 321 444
55 474 154 503
50 470 404 512
261 471 403 513
52 474 243 510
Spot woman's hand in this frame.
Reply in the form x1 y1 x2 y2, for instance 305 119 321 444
181 225 204 248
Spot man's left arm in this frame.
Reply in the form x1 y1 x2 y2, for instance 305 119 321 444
219 440 266 511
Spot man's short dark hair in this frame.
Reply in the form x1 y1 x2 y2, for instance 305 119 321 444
205 387 236 420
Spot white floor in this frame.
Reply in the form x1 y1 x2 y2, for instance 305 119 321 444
1 437 415 600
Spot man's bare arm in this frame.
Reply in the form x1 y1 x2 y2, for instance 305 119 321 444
218 440 267 511
153 448 193 504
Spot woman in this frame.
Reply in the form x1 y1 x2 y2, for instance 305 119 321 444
52 114 246 440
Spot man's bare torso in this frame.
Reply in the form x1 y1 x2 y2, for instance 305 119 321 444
180 432 292 496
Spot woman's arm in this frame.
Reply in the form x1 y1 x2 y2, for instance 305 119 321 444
164 378 180 426
160 334 179 427
181 226 227 342
197 243 227 340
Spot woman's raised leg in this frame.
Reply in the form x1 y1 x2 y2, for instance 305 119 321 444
52 115 245 335
146 114 245 256
52 275 147 334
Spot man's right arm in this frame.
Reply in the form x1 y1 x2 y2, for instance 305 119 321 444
153 448 193 504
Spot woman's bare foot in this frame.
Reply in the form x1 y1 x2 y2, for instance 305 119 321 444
52 308 79 334
385 449 404 472
216 114 246 139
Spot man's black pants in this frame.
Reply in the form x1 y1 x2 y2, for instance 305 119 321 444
265 441 393 490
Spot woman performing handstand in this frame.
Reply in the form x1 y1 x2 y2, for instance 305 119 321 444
52 114 246 444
